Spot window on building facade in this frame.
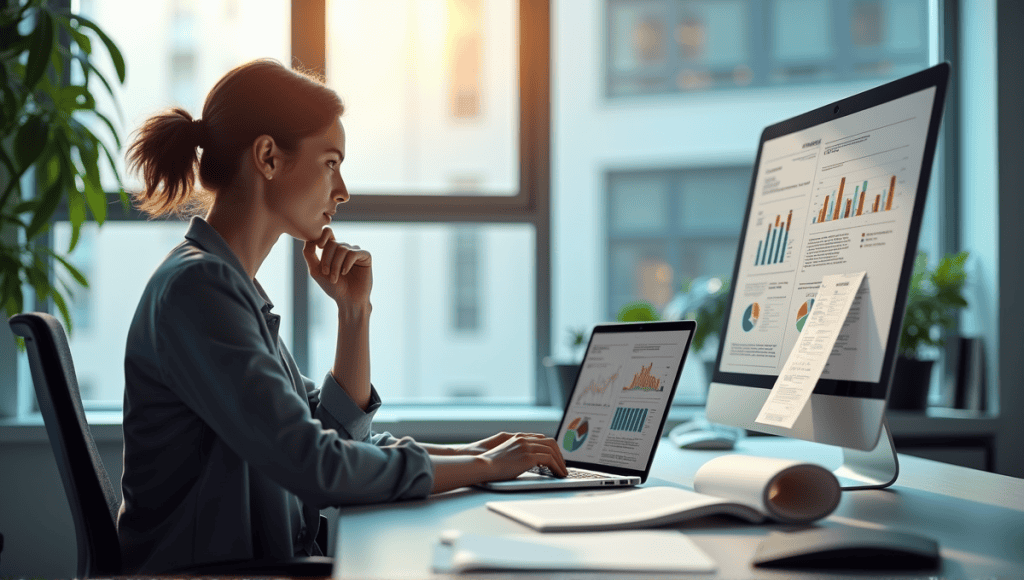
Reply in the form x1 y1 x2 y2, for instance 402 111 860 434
606 0 930 97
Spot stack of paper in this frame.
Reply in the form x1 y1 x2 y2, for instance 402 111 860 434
432 529 716 574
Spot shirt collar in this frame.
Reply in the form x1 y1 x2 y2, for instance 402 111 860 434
183 216 276 314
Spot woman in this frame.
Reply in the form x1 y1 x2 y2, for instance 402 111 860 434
117 59 567 574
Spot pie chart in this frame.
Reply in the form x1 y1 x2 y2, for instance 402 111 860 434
742 302 760 332
562 417 589 452
796 299 815 331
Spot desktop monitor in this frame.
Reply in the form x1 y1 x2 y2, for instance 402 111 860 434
706 64 950 458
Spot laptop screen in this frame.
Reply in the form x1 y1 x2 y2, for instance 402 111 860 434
558 322 694 474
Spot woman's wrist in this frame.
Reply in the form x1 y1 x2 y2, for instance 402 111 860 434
337 300 371 322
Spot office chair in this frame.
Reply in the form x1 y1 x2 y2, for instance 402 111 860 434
9 312 333 578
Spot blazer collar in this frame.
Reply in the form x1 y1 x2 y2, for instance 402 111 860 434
183 216 277 314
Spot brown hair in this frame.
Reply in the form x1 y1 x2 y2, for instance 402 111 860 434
127 59 345 219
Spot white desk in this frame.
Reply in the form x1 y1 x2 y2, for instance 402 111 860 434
332 437 1024 578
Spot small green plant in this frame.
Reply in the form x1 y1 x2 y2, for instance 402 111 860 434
616 300 660 322
565 326 587 362
684 278 730 353
899 251 969 359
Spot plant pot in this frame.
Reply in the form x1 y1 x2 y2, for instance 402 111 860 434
888 356 934 411
542 358 579 409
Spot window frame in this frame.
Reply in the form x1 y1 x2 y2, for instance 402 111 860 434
46 0 555 406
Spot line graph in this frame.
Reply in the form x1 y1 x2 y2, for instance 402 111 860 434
575 365 621 405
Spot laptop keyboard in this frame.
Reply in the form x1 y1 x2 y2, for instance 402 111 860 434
528 466 608 480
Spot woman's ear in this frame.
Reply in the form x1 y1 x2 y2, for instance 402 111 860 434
252 135 278 180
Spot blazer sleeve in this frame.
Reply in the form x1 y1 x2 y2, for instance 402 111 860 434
154 260 434 508
301 371 405 447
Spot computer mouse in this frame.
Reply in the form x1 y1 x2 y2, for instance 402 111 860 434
668 419 743 450
669 429 738 450
752 527 940 570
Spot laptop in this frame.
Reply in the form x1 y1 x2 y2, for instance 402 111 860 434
478 320 696 491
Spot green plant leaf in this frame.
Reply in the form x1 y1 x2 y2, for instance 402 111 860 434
12 200 36 214
66 51 118 106
24 10 55 90
49 42 63 80
95 137 122 186
67 188 86 252
44 248 89 288
83 175 106 224
25 178 62 240
66 24 92 55
0 214 28 229
1 271 25 322
89 108 122 148
50 284 72 335
59 85 95 111
118 188 130 213
66 12 125 83
14 114 48 171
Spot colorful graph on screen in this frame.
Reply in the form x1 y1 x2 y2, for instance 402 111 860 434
575 365 621 405
811 175 897 225
742 302 760 332
754 210 793 266
562 417 589 451
622 362 663 392
795 298 815 331
610 407 648 433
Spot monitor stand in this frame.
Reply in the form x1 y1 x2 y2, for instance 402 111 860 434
833 415 899 490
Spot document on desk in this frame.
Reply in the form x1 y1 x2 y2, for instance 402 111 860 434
756 271 867 429
432 529 716 574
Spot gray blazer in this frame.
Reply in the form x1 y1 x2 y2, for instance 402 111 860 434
117 216 433 573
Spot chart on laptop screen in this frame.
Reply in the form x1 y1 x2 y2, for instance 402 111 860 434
719 87 937 384
561 330 690 471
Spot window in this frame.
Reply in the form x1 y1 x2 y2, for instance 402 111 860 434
325 0 519 196
605 0 931 97
607 168 748 316
306 223 535 404
551 0 944 407
451 228 482 332
40 0 550 407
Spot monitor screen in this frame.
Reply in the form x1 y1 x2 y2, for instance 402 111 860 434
707 64 949 451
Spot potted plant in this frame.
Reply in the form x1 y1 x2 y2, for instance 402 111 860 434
545 301 663 408
889 251 969 410
1 0 127 336
681 278 730 381
543 327 587 408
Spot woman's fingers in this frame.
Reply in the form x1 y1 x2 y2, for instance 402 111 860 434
321 241 339 277
528 445 567 477
340 248 371 276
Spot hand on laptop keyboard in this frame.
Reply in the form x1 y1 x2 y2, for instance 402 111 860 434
528 466 604 479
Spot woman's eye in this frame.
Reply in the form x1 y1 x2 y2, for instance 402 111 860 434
327 160 339 169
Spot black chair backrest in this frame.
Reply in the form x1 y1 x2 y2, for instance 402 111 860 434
9 313 122 578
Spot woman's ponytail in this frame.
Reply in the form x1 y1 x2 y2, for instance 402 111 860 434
126 59 344 220
126 107 211 219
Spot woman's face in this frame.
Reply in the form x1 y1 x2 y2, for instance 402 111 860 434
268 117 348 241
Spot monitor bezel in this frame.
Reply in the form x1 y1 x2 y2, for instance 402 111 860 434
557 320 696 484
709 63 950 404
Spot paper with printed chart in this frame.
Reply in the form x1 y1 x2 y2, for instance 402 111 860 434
756 271 867 428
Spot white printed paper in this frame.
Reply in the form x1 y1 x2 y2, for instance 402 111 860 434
756 271 867 428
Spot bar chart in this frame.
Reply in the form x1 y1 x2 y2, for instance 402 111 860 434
754 210 793 266
623 362 663 392
610 406 648 433
811 175 897 225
